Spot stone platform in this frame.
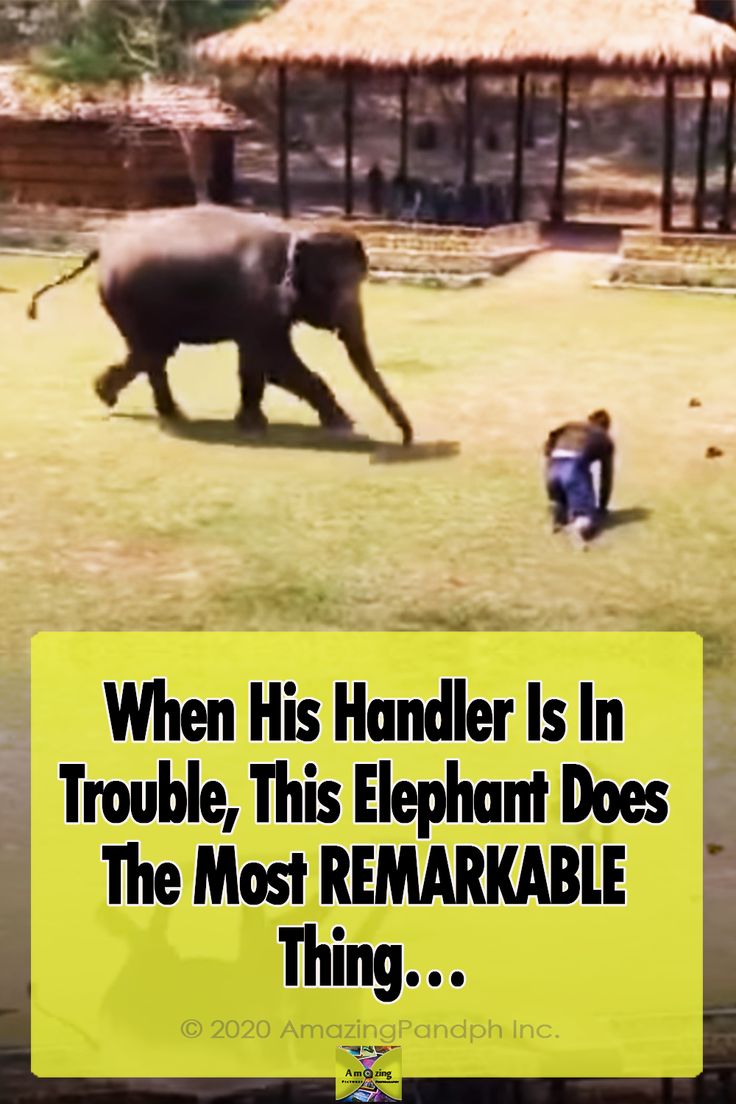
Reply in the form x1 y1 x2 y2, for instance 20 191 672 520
352 219 544 288
607 230 736 292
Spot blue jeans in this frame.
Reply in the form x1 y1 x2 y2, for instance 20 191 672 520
546 456 597 525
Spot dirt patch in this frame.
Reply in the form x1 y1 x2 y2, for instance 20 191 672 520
58 539 213 586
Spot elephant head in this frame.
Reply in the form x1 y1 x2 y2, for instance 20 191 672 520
287 230 413 445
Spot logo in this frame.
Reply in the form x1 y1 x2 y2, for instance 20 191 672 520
336 1045 402 1102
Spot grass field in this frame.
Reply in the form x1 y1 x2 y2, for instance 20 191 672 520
1 249 735 1030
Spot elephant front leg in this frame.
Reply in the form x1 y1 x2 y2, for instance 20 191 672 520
269 339 354 432
235 346 268 433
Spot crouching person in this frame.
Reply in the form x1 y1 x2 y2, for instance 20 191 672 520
544 409 614 543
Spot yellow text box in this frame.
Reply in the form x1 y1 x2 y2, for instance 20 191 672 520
31 632 702 1079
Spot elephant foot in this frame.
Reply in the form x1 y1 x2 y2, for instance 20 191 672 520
157 405 185 423
235 407 268 435
320 410 355 436
94 373 119 408
324 424 356 440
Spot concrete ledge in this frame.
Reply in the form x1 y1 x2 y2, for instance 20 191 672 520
612 258 736 287
371 270 492 288
606 229 736 291
595 278 736 297
358 220 543 285
370 245 544 288
621 230 736 264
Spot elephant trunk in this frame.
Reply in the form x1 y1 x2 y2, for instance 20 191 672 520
338 306 413 446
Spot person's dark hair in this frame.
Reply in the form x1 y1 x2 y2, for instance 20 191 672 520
588 409 611 431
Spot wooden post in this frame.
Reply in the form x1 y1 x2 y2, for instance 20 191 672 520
525 77 537 148
720 72 736 231
208 132 235 205
343 66 355 216
122 132 141 208
399 71 410 179
464 65 476 187
694 74 713 231
550 66 570 224
661 73 676 232
512 72 527 221
717 1069 733 1104
276 64 290 219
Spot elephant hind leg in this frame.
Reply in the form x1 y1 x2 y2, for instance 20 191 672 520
146 358 181 421
95 347 181 419
94 360 140 408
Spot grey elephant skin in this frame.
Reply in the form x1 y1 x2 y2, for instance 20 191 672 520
27 206 413 445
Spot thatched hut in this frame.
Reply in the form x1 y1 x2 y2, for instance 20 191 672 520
197 0 736 231
0 66 249 208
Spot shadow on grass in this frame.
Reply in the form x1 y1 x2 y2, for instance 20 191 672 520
112 413 460 464
112 413 386 454
604 506 652 530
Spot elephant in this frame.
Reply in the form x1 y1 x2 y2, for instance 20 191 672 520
27 206 413 445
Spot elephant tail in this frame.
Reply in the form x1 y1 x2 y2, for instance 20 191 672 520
27 249 99 320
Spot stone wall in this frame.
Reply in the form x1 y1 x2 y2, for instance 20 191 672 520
347 220 543 287
0 119 199 208
608 230 736 291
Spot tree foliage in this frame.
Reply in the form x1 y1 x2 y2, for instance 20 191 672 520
31 0 275 84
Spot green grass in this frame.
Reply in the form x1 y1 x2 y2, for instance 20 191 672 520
1 248 736 1014
2 251 735 654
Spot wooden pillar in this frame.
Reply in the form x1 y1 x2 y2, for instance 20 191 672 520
122 132 142 209
276 64 290 218
512 72 527 221
464 65 476 187
717 1069 733 1104
661 73 676 232
208 132 235 205
720 72 736 231
399 71 410 178
525 77 537 148
343 66 355 216
694 74 713 231
549 1080 566 1104
550 66 570 224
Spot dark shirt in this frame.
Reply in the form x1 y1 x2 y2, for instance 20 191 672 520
545 422 615 511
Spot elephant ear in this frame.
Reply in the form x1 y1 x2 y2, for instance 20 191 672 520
292 231 368 299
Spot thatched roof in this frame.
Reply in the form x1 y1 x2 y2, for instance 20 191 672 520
196 0 736 73
0 65 247 130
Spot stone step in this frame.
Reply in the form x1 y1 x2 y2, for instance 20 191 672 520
620 229 736 264
368 244 540 273
370 244 545 287
609 257 736 290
